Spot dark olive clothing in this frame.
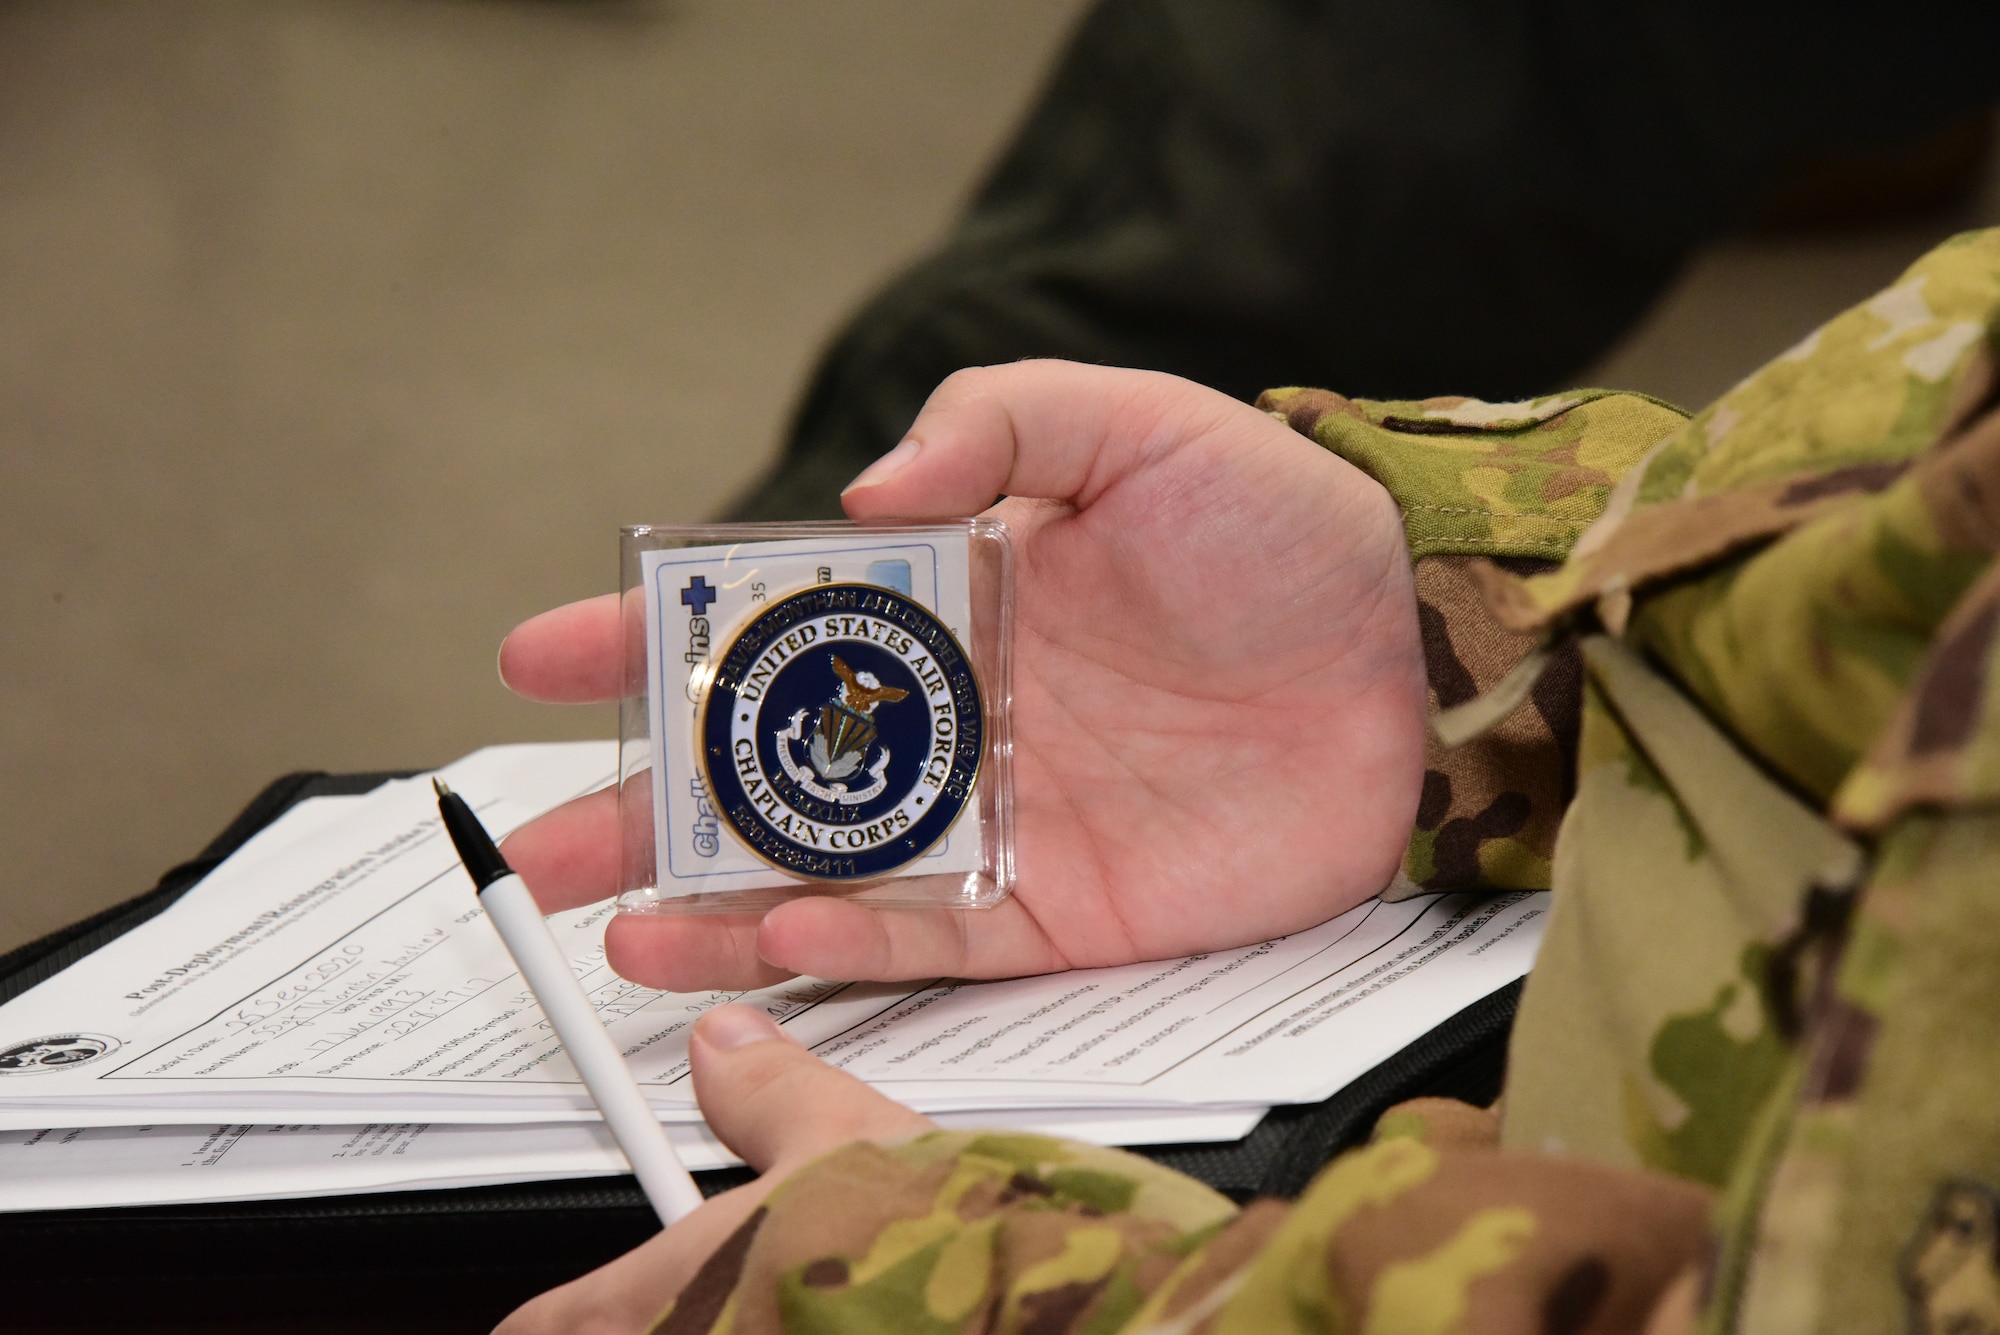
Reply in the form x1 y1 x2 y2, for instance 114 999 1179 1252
729 0 1999 521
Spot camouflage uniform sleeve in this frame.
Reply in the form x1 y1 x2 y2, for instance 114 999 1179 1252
1472 228 2000 1334
650 1114 1713 1335
1254 386 1690 894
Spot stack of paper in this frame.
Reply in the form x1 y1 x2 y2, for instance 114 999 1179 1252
0 743 1546 1211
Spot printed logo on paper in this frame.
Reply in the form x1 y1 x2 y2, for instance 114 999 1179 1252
701 583 982 881
0 1033 120 1075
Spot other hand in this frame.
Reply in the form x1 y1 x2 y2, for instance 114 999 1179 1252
493 1004 932 1335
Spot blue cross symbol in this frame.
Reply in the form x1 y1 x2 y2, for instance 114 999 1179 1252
680 576 717 616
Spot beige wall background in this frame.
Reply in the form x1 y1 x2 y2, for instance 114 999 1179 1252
0 0 1092 951
1 0 1996 955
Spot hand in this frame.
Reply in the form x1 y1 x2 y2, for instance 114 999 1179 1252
500 361 1425 989
494 1004 932 1335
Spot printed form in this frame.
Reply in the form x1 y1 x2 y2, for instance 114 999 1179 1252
0 1105 1265 1212
0 742 1544 1207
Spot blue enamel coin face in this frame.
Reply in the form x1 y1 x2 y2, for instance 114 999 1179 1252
699 583 983 882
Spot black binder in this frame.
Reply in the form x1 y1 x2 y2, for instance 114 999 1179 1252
0 771 1519 1333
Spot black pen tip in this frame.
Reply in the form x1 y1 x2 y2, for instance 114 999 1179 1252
433 781 512 891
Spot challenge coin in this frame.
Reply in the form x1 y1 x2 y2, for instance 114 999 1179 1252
699 583 982 881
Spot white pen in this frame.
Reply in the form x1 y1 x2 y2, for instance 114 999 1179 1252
432 779 703 1226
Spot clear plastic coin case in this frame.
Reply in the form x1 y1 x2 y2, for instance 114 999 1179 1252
615 520 1015 915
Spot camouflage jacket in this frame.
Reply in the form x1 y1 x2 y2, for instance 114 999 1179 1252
656 229 2000 1335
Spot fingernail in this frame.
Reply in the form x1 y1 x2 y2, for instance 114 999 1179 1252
699 1004 797 1052
841 437 922 494
495 636 513 689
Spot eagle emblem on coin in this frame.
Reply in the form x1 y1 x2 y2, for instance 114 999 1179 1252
701 583 982 881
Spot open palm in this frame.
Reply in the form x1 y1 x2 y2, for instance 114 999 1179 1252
499 362 1425 991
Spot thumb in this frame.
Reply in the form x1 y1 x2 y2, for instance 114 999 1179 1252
838 360 1252 520
689 1005 932 1173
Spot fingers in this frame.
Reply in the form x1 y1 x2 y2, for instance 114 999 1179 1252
839 361 1252 520
502 785 796 991
500 786 622 913
605 912 798 992
500 789 780 985
502 789 792 993
506 787 1063 986
755 895 1069 982
689 1005 932 1174
499 593 623 703
599 895 1071 992
601 896 1066 992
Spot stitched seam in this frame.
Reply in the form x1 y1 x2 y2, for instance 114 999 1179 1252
1399 505 1589 525
1413 543 1572 555
1408 539 1576 555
